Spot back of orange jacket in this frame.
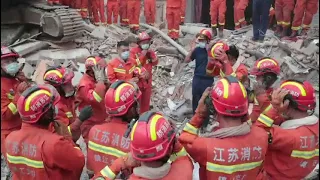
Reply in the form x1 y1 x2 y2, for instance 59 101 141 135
179 114 269 179
5 123 85 180
256 114 319 180
75 74 108 142
87 117 131 174
128 156 193 180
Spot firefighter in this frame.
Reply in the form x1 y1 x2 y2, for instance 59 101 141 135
75 56 109 144
92 111 193 180
127 0 141 33
75 0 89 21
119 0 129 26
210 0 226 37
107 41 138 83
48 0 61 5
184 29 214 114
179 76 269 180
180 0 186 25
144 0 156 25
86 80 141 178
274 0 295 37
252 0 272 42
43 66 93 142
1 46 31 156
291 0 319 37
234 0 249 29
206 41 248 83
107 0 119 25
166 0 183 40
255 80 318 179
130 32 158 114
248 57 281 122
91 0 107 26
5 84 85 179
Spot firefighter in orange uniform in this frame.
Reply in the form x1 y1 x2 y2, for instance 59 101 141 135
255 80 319 180
119 0 129 26
5 84 85 179
206 42 249 84
274 0 294 37
86 81 141 178
234 0 249 29
93 111 193 180
248 57 280 122
210 0 226 37
180 0 186 25
75 56 109 144
107 0 119 25
127 0 141 33
179 76 269 180
1 46 31 156
91 0 107 26
166 0 183 40
75 0 89 20
107 41 138 83
130 32 158 114
43 66 93 142
144 0 156 25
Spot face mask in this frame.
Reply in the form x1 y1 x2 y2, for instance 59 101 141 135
141 44 150 50
5 62 20 76
62 83 75 97
121 51 130 60
197 42 206 48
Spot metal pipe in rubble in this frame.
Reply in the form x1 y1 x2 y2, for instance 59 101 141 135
139 23 188 57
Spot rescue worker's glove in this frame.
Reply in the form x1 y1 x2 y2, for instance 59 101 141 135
269 88 290 114
79 105 93 122
92 65 106 82
195 87 211 118
53 120 73 140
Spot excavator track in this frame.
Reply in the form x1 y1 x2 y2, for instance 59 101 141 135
1 1 84 43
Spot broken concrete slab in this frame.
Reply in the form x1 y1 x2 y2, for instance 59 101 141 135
37 48 90 63
13 41 50 57
32 60 54 84
89 26 106 39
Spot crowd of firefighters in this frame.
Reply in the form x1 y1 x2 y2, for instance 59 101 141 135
1 27 319 180
46 0 318 40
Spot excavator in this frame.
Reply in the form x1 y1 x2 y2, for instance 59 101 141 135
1 0 84 45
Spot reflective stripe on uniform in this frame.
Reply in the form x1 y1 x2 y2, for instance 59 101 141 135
169 147 188 163
129 66 136 74
206 160 263 174
291 26 301 31
6 153 44 168
135 54 141 66
257 114 274 127
114 68 126 73
211 24 217 27
88 141 126 158
7 93 14 100
66 112 73 118
8 102 17 115
262 104 272 114
100 166 116 179
68 126 72 135
183 123 198 135
282 21 290 26
74 147 81 150
291 149 319 159
239 18 245 23
92 91 102 102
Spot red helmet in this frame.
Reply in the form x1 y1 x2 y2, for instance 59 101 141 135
210 41 229 58
211 75 248 116
137 32 151 42
17 84 60 123
199 29 212 40
133 66 147 77
250 57 280 76
85 56 107 70
1 46 19 60
104 80 142 116
43 66 74 86
130 111 175 162
280 80 316 111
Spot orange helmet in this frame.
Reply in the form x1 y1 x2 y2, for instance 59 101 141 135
1 46 19 60
85 56 107 70
43 66 74 86
133 66 147 77
211 75 248 116
104 80 142 116
199 29 212 40
250 57 280 76
280 80 316 111
137 32 151 42
130 111 175 161
17 84 60 123
209 41 229 59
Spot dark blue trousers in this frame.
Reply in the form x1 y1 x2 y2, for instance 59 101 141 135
192 76 214 114
252 0 272 40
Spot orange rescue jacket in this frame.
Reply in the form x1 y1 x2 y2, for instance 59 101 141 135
167 0 182 8
179 113 269 179
255 111 319 180
87 117 131 174
5 123 85 180
107 57 137 83
206 61 248 83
